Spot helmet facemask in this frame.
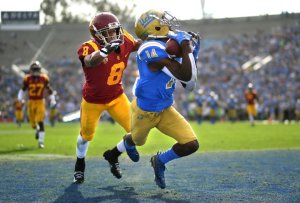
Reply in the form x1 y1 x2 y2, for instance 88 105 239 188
152 11 181 30
30 62 42 77
92 22 124 46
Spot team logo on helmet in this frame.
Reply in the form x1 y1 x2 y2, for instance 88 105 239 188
135 10 180 40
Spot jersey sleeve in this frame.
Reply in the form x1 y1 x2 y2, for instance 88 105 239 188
23 75 29 89
42 74 49 85
138 41 169 64
123 30 137 52
77 41 99 66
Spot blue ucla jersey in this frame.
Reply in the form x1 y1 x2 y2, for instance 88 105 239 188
196 95 205 107
207 97 218 109
227 98 237 109
133 40 176 112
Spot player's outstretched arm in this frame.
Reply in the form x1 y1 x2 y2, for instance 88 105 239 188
84 39 122 67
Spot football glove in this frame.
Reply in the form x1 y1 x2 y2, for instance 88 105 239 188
99 39 122 57
188 31 201 61
168 30 192 45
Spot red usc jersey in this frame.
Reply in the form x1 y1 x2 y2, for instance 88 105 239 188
23 74 49 100
77 31 137 104
244 90 258 105
14 100 24 110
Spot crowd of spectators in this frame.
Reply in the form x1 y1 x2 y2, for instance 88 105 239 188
0 24 299 123
191 24 300 122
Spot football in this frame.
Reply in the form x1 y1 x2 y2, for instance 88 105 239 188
165 39 181 57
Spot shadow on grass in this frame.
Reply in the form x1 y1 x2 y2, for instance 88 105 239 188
0 147 37 155
54 184 191 202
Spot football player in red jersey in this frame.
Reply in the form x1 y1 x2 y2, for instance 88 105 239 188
14 99 24 127
17 61 56 148
244 83 259 126
73 12 142 184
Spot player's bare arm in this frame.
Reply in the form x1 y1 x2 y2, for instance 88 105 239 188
83 39 122 67
46 82 54 95
149 40 193 81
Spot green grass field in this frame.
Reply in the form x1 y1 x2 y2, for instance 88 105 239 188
1 121 299 157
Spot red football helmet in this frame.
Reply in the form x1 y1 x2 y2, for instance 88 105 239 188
89 12 124 46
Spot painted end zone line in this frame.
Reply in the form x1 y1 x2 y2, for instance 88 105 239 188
0 154 73 160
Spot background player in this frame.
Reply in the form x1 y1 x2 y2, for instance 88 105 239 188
14 99 24 127
195 88 206 124
207 91 219 124
48 91 59 127
244 83 259 126
73 12 141 184
227 93 238 123
17 61 56 148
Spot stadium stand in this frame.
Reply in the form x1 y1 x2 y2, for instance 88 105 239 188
0 13 299 123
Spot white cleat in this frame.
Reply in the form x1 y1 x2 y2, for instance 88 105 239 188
38 143 44 148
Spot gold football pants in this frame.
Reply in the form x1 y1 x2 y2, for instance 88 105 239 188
130 98 197 146
80 93 131 141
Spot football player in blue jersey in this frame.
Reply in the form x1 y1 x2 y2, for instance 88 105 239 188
227 93 238 123
195 88 206 124
108 10 201 189
207 91 219 124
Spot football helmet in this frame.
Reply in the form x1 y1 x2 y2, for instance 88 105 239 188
135 10 181 40
30 61 42 76
89 12 124 46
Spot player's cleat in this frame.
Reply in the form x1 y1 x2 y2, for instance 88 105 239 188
103 150 122 179
124 140 140 162
73 171 84 184
74 158 85 184
151 153 166 189
38 143 44 148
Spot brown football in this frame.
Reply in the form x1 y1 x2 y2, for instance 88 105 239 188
165 39 181 57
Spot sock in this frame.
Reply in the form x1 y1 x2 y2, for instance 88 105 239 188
75 157 85 172
158 148 180 164
110 146 122 159
117 140 126 153
76 134 89 159
38 131 45 143
249 115 254 124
